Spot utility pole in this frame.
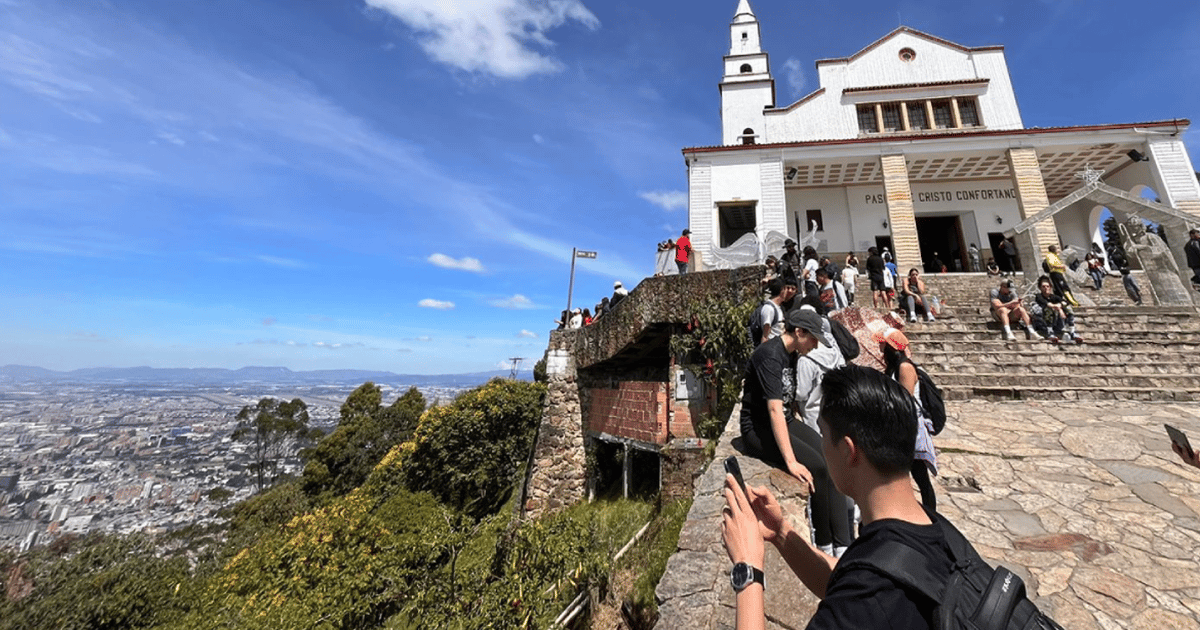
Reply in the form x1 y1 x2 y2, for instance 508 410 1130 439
566 248 598 315
508 357 524 379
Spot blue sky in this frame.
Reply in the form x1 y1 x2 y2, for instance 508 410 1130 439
1 0 1196 373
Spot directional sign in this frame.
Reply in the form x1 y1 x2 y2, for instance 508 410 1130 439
575 250 598 259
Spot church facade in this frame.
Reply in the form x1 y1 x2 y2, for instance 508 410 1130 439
684 0 1199 274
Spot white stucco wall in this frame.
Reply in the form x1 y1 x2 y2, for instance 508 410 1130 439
762 30 1022 143
721 81 772 145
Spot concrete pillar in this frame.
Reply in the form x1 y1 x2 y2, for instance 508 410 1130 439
623 444 632 499
879 154 922 271
1006 148 1060 279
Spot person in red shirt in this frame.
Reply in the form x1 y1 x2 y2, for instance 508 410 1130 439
674 229 692 274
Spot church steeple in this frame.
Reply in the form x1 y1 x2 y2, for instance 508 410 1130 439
729 0 762 55
719 0 774 145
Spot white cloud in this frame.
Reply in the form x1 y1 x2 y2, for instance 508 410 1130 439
639 190 687 212
427 252 485 272
532 133 545 144
261 317 276 326
256 254 306 268
517 329 537 338
418 298 455 310
364 0 600 79
782 58 805 99
489 294 535 309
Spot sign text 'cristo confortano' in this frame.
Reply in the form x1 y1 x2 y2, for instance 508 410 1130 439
864 187 1016 204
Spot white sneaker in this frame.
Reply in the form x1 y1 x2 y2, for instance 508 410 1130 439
1003 331 1015 341
926 314 935 322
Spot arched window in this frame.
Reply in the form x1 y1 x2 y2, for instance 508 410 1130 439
741 128 756 145
739 63 752 74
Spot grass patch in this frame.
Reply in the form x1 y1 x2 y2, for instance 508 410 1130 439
614 497 693 627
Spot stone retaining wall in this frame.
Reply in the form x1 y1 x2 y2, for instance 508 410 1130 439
523 268 762 519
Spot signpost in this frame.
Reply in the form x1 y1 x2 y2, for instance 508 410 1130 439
566 248 597 317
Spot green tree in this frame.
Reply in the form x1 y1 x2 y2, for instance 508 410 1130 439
533 357 548 383
375 379 546 519
302 384 426 497
232 397 317 492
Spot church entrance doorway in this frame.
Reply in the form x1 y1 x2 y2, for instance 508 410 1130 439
916 215 966 272
718 202 756 247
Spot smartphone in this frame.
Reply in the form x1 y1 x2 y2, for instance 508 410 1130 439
724 456 747 498
1166 424 1195 459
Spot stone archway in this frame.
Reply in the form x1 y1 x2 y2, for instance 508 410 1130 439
1009 177 1200 306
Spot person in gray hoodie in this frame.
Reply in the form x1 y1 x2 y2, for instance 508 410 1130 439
792 302 846 432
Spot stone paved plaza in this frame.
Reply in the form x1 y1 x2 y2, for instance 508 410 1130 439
655 399 1200 629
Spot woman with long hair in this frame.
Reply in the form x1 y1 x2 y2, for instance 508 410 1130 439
878 329 938 509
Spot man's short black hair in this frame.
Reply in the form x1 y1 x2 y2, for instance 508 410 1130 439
816 267 831 280
819 365 917 476
799 295 826 316
868 246 879 255
767 276 785 298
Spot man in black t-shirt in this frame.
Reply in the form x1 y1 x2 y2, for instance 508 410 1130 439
723 365 962 630
865 246 889 308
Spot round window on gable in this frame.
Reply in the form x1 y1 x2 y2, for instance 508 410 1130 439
740 63 753 74
899 47 916 62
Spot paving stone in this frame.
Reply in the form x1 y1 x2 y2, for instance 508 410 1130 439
1061 426 1143 460
1129 608 1196 630
1099 461 1175 485
997 510 1047 537
1129 483 1197 518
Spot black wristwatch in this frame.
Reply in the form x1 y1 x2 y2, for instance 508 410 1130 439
730 562 765 592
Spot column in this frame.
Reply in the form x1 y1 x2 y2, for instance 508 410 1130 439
879 154 922 272
1006 147 1060 278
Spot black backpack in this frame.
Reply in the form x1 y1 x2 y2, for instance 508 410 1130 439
748 300 780 348
839 512 1064 630
914 363 947 435
827 318 860 362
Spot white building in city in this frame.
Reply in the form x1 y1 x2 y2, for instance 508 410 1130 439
685 0 1199 275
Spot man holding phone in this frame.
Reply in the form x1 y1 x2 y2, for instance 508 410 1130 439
723 365 952 629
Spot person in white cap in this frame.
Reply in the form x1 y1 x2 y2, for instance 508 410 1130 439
611 280 628 308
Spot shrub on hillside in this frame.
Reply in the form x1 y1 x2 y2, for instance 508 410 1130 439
302 384 426 498
368 378 546 519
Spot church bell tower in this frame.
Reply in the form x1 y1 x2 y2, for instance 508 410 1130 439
719 0 775 146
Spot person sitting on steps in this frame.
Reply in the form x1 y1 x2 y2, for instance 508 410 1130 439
990 279 1034 341
1032 275 1083 344
900 268 936 323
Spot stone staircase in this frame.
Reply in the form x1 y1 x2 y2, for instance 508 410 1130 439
904 272 1200 402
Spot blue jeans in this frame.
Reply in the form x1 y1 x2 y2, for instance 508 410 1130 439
676 260 688 274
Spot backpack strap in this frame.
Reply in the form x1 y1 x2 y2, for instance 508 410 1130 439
834 540 944 604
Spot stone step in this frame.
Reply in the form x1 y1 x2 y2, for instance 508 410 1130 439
912 339 1200 353
941 384 1200 402
943 306 1199 321
923 359 1200 376
903 318 1200 333
930 371 1200 389
906 329 1200 343
918 349 1200 370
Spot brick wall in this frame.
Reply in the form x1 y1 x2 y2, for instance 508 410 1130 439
587 381 668 445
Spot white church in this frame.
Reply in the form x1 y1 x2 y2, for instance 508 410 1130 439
684 0 1199 275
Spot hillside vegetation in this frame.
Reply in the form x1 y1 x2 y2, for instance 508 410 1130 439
0 378 680 630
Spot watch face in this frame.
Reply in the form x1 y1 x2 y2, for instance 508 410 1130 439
731 563 752 590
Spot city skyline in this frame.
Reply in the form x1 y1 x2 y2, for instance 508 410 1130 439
1 0 1197 373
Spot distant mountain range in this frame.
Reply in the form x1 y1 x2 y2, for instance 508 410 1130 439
0 365 533 387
